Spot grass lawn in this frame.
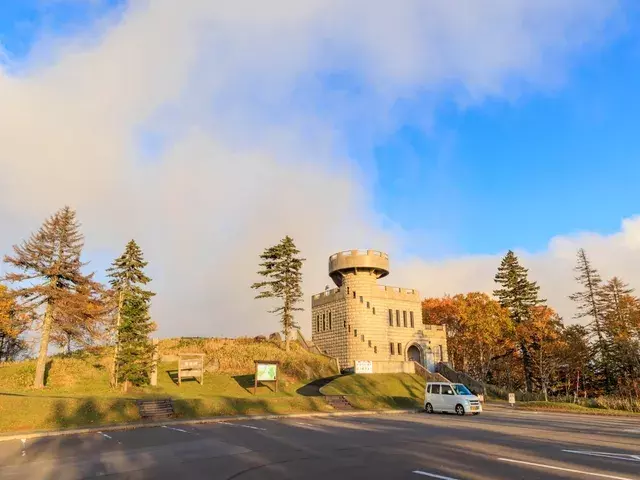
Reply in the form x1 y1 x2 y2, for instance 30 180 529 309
320 373 426 410
0 354 426 433
517 401 640 416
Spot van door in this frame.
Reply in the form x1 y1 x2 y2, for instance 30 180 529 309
441 383 456 412
430 383 442 410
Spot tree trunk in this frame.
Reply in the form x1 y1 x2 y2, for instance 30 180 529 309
111 291 124 387
33 304 54 388
66 332 72 355
520 341 534 392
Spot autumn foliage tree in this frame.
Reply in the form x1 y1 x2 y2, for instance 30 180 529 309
0 284 29 362
422 293 512 382
2 207 102 388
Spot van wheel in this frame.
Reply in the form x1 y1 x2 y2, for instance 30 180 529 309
425 403 434 414
455 404 465 416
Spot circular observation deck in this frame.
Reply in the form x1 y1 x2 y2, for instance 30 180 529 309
328 249 390 287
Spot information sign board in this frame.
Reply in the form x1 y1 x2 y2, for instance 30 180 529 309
355 360 373 374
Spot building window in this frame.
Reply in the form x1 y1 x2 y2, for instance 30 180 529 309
366 301 370 308
374 346 377 354
410 311 414 328
372 307 376 315
361 335 365 342
353 291 356 299
360 296 363 303
322 313 325 330
368 340 372 347
388 309 393 326
396 310 400 327
344 320 346 328
348 325 351 333
397 343 402 356
436 345 443 362
390 343 395 355
354 329 357 337
316 316 320 333
329 312 332 330
403 311 407 327
347 287 350 295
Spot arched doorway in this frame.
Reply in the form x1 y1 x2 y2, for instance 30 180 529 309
407 344 422 363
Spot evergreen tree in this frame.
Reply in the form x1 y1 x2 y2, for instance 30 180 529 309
568 248 611 392
600 277 640 395
493 250 545 392
116 292 156 389
2 206 100 388
251 236 305 352
107 240 155 388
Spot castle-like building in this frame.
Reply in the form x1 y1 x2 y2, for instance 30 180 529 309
311 249 448 372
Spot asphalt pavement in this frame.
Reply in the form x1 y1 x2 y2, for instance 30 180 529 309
0 407 638 479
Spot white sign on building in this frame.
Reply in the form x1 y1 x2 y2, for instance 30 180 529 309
355 360 373 374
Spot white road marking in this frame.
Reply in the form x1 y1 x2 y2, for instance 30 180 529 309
161 425 189 433
296 422 314 427
412 470 460 480
218 421 267 431
623 429 640 433
20 439 26 457
563 449 640 462
97 431 113 440
498 457 633 480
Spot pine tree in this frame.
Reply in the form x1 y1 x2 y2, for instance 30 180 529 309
107 240 155 388
493 250 545 392
251 236 305 352
2 207 100 388
116 292 156 389
568 248 611 392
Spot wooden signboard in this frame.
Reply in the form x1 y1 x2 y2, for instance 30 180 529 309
178 353 205 386
254 360 279 394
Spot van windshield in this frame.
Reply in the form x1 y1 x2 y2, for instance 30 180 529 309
453 384 473 396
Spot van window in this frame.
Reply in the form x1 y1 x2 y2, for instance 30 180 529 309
431 384 441 394
442 385 455 395
427 384 431 394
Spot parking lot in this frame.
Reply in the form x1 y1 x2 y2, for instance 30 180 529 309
0 407 638 479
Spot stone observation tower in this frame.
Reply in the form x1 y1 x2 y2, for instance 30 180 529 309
311 250 448 372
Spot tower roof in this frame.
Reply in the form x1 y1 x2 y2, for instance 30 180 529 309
328 249 390 287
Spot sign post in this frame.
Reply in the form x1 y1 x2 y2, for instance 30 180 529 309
354 360 373 374
254 360 279 394
178 353 205 386
508 392 515 408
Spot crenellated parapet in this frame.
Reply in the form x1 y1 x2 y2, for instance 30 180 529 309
329 249 389 287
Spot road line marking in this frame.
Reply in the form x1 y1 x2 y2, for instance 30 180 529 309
97 431 112 440
161 425 189 433
296 422 314 427
623 429 640 433
498 458 633 480
562 450 640 462
218 421 266 431
412 471 459 480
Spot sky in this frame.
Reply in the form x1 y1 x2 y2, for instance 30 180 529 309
1 0 640 338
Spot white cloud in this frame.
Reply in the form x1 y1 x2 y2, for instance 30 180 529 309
0 0 628 337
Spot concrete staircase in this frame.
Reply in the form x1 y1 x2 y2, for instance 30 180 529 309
324 395 353 410
136 399 175 420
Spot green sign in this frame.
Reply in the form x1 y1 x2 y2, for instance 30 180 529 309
256 363 277 381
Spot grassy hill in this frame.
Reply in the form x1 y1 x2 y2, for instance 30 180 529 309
0 337 340 433
321 373 426 410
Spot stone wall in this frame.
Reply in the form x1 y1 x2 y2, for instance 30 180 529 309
371 360 416 374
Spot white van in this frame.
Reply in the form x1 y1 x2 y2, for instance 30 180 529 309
424 382 482 416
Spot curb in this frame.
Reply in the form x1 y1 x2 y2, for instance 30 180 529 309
0 408 419 443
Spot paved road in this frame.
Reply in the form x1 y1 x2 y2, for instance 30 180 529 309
0 408 639 479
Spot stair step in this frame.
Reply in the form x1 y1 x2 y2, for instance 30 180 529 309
137 399 175 419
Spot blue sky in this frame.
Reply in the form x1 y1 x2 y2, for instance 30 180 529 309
2 1 640 334
1 1 638 262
